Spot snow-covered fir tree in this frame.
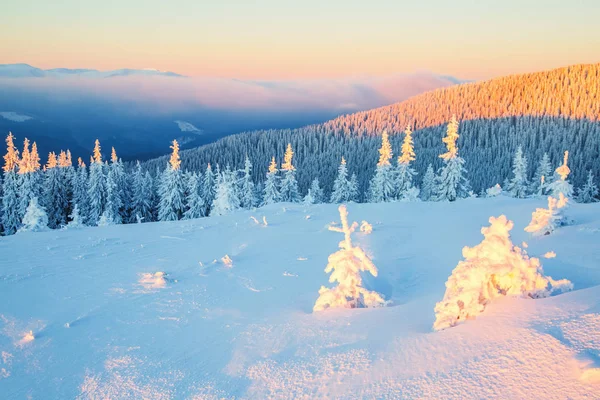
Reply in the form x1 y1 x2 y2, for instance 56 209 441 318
17 138 42 221
434 115 471 201
368 131 395 203
330 157 355 203
262 156 280 205
71 158 88 225
530 152 552 195
202 163 216 216
44 152 69 229
2 132 22 235
349 173 359 202
507 146 529 198
576 170 599 203
211 165 240 216
313 205 386 311
109 148 130 221
279 144 300 203
304 177 324 205
86 140 107 225
548 151 574 199
104 160 123 224
434 215 571 331
131 163 155 223
238 155 257 209
66 204 83 229
18 197 49 233
420 164 436 201
395 125 418 200
183 172 205 219
158 140 186 221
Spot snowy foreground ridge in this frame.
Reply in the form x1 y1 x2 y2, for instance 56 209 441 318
0 198 599 399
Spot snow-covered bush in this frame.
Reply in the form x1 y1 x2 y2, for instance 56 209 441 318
485 184 502 197
548 151 574 199
524 194 569 236
313 205 385 312
433 215 572 331
65 204 84 229
18 197 49 233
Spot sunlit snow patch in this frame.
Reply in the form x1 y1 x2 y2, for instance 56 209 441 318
0 111 32 122
138 272 167 289
17 331 34 347
174 120 202 134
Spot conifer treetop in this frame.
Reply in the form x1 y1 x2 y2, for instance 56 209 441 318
18 138 32 174
93 139 102 164
46 152 58 169
440 115 460 161
398 125 416 165
377 131 393 167
30 142 40 171
3 132 19 173
281 143 295 171
341 156 346 165
111 147 118 163
556 151 570 181
169 140 181 170
78 157 86 168
268 156 278 174
58 150 71 168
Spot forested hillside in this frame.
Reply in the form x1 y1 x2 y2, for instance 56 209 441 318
145 63 600 194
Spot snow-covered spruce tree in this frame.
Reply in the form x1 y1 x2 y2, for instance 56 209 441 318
303 177 324 205
71 158 88 225
239 155 257 209
43 152 69 229
202 163 216 216
420 164 436 201
433 215 572 331
17 138 43 221
314 205 386 311
104 160 123 224
330 157 355 203
577 170 599 203
279 143 300 203
183 172 205 219
109 148 130 221
86 140 107 226
66 204 83 229
158 140 186 221
262 156 280 206
210 165 240 216
530 152 552 196
395 125 418 200
18 197 49 233
507 146 529 198
434 115 471 201
349 173 360 202
548 151 574 199
368 131 395 203
131 163 155 223
1 132 21 235
524 193 569 236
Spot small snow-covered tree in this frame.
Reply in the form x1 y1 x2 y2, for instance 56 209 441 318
576 170 598 203
434 116 471 201
279 144 300 203
530 153 552 195
547 151 574 199
202 163 216 216
313 205 386 312
131 162 154 223
507 146 529 198
524 194 569 236
158 140 186 221
66 204 83 229
18 197 48 233
485 184 502 197
395 125 418 200
239 155 257 209
183 172 205 219
330 157 355 203
420 164 436 201
304 177 324 205
368 131 395 203
262 157 280 205
433 215 572 331
211 165 240 216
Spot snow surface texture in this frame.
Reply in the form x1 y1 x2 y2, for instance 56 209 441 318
0 198 599 399
433 215 572 331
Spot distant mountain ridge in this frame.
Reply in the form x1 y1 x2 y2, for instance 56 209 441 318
0 63 185 78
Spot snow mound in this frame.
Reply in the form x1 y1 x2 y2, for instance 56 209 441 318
360 221 373 234
525 194 569 236
314 205 385 312
138 272 167 289
17 331 34 347
221 255 233 268
434 215 572 331
544 251 557 259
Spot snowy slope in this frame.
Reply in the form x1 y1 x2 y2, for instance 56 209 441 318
0 198 599 399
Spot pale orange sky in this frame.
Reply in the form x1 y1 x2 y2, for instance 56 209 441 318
1 0 599 80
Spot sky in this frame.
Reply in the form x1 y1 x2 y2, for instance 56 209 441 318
1 0 599 81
